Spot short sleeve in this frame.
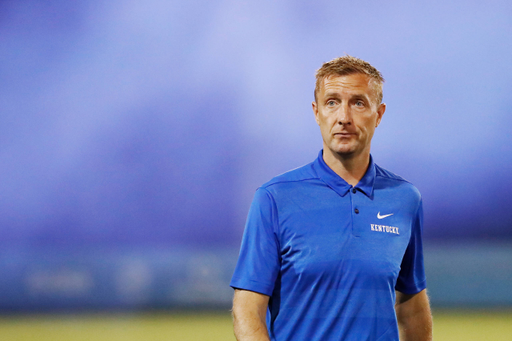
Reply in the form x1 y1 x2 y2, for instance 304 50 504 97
230 187 281 296
395 199 427 294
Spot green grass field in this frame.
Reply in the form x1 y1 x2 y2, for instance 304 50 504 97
0 310 511 340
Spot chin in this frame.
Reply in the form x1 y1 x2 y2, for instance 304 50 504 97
336 151 357 158
330 144 356 156
329 148 356 158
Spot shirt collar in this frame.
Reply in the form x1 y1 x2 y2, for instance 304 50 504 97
312 150 376 198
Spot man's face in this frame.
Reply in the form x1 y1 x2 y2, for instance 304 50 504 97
312 73 386 159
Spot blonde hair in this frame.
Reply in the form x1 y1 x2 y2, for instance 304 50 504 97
314 55 385 105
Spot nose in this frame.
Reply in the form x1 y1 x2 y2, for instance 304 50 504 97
337 103 352 125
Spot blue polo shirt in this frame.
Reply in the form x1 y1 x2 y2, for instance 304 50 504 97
230 151 426 341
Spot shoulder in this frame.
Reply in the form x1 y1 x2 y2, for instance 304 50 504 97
374 163 421 201
249 162 320 214
260 161 319 190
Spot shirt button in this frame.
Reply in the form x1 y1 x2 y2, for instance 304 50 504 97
352 188 356 194
354 208 359 214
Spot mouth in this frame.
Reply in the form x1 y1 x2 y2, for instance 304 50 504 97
333 132 355 138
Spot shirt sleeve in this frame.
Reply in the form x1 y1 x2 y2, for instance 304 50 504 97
230 187 281 296
395 199 427 294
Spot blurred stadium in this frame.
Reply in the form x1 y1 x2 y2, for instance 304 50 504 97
1 0 511 340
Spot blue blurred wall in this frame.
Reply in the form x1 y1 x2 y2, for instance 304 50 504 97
1 0 511 311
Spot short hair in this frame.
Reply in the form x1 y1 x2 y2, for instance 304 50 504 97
314 55 385 105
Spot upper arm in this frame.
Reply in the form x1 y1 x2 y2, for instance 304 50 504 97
395 289 430 314
232 288 271 340
395 289 432 340
230 188 281 296
395 199 426 294
233 289 270 320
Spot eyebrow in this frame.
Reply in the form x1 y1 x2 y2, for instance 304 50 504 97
323 92 341 99
351 94 369 101
324 92 369 101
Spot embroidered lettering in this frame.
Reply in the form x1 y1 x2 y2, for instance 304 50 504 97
370 224 400 235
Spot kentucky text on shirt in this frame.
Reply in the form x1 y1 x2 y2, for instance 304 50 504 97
370 224 400 235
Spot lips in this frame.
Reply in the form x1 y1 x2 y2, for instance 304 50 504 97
333 132 355 137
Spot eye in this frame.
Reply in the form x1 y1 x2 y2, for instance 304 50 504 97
327 100 336 106
355 100 365 107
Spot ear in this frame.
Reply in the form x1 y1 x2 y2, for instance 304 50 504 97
375 102 386 127
312 101 320 125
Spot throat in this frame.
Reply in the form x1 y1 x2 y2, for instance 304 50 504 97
322 149 370 186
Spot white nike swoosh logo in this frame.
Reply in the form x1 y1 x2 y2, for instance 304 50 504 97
377 212 394 219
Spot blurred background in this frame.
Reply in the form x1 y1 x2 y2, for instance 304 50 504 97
1 0 511 339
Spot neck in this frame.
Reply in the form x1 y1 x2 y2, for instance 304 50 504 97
322 148 371 186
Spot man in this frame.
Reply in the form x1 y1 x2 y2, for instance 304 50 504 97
230 55 432 341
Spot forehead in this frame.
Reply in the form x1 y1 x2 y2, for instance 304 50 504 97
320 73 375 96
